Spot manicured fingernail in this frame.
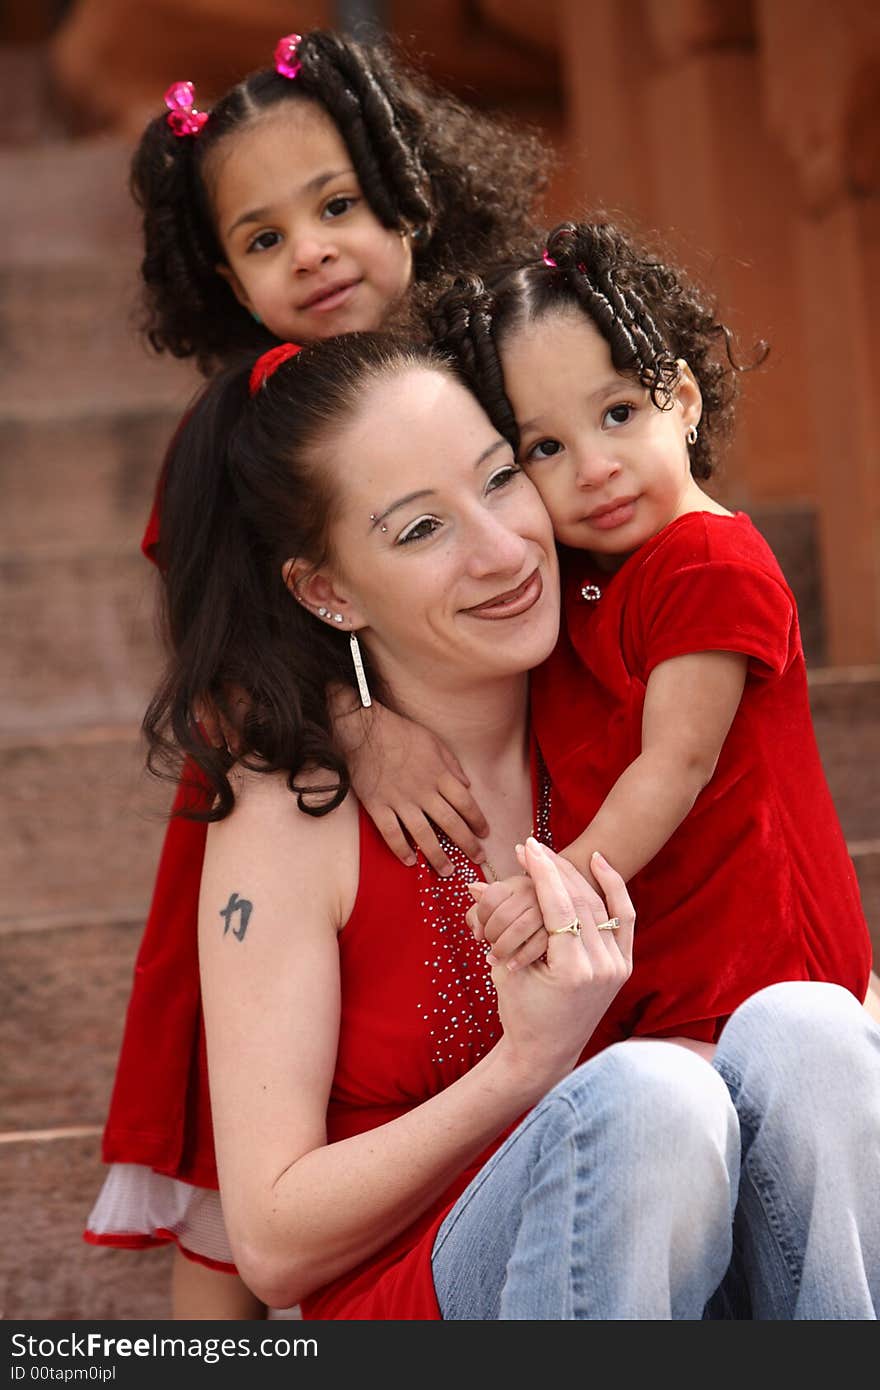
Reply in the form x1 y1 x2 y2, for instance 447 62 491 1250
439 865 454 878
486 952 499 966
467 881 486 899
506 959 520 973
473 850 487 865
591 851 607 867
405 855 417 867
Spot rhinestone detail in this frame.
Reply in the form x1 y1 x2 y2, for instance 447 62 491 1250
417 762 553 1066
580 583 602 602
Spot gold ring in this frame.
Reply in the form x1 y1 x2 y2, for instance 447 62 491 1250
548 919 581 936
596 917 621 932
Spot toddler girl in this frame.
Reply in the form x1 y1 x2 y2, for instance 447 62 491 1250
433 220 872 1052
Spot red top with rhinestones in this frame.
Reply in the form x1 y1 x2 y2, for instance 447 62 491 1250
531 511 871 1058
300 755 552 1320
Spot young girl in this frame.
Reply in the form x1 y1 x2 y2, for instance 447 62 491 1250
430 219 873 1049
84 27 550 1317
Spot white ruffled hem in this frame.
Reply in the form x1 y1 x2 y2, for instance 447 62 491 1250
86 1163 235 1267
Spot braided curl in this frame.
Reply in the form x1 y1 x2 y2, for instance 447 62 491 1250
131 31 548 374
432 220 767 480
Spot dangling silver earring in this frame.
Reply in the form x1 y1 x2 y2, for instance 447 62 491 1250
349 632 372 708
686 424 699 446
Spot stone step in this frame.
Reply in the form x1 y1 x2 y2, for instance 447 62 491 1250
0 135 136 264
0 262 198 417
1 727 169 932
0 916 144 1134
852 843 880 964
748 500 825 667
1 549 163 733
0 42 63 146
807 668 880 844
0 1131 173 1320
0 404 178 555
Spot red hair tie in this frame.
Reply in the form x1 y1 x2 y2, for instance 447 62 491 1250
249 343 303 396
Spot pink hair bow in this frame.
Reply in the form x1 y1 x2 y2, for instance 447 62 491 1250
274 33 303 80
164 81 209 137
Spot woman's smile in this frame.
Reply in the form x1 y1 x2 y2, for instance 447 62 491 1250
462 568 544 620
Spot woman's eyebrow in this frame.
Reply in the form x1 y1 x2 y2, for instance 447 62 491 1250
369 491 434 532
368 440 510 533
225 168 355 238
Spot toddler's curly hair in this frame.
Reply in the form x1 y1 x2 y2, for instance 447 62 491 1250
431 220 767 479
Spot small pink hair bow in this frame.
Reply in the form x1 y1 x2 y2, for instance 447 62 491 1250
274 33 303 80
164 81 209 137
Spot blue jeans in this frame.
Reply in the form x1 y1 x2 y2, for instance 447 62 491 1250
431 982 880 1319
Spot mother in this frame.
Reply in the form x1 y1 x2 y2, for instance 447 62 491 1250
148 334 880 1319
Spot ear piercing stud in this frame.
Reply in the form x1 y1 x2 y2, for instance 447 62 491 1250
317 607 344 623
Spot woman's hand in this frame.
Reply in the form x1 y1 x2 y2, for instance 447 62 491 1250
329 687 490 876
491 840 634 1089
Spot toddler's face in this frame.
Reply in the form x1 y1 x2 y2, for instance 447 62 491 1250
208 102 413 343
499 309 702 567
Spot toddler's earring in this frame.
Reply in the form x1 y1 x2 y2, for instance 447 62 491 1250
250 310 263 325
349 632 372 708
686 424 698 446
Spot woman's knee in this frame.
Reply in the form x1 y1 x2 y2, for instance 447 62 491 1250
546 1040 740 1183
718 981 879 1094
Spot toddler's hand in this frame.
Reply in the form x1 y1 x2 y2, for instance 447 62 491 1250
330 689 490 876
466 873 548 971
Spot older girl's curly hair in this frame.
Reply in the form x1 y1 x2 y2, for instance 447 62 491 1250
131 29 550 374
431 220 767 480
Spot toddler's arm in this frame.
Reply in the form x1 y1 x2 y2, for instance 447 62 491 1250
329 684 490 876
472 650 747 969
563 649 748 884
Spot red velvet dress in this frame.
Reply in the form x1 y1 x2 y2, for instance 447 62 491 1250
531 511 871 1057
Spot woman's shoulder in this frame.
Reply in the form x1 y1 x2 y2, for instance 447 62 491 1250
205 766 361 927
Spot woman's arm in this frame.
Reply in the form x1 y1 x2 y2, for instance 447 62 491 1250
200 777 632 1310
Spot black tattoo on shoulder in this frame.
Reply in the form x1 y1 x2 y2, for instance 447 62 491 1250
220 892 253 942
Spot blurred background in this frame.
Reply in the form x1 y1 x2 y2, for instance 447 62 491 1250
1 0 877 1319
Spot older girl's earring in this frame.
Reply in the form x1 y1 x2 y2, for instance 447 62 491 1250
686 424 698 446
349 632 372 708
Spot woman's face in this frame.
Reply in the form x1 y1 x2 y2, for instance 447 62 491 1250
295 368 560 695
209 102 413 343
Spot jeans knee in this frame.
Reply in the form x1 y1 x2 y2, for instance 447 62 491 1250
719 982 878 1095
552 1040 739 1185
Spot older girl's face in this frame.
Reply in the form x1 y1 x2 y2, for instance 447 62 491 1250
297 369 560 693
210 103 413 343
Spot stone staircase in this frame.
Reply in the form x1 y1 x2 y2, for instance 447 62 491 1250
1 45 877 1323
